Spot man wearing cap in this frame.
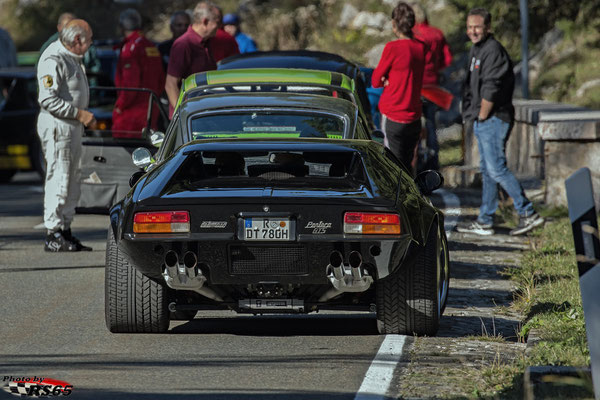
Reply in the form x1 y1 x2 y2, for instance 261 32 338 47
223 13 257 54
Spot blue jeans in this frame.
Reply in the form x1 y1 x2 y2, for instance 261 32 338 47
474 116 534 225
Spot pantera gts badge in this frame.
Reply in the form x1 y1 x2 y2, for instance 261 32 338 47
200 221 227 228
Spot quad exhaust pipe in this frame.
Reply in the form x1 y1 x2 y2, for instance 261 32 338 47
162 250 222 301
319 250 373 302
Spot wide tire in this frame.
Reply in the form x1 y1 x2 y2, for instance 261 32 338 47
376 222 442 336
105 229 170 333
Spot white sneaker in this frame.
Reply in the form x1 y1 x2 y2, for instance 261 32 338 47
509 212 544 235
456 221 494 236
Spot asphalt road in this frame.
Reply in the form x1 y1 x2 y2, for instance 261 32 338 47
2 171 456 400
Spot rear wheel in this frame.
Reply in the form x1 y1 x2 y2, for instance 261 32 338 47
376 221 443 336
105 229 170 333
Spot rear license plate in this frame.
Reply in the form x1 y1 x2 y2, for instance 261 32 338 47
244 218 291 241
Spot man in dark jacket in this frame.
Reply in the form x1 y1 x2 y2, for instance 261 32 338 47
458 7 543 236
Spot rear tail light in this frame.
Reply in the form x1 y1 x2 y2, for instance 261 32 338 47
133 211 190 233
343 212 401 235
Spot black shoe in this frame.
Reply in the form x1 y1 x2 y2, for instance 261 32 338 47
63 229 93 251
509 212 545 236
44 230 79 252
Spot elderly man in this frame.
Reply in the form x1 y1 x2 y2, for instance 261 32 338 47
39 13 101 74
37 19 96 251
165 1 220 114
112 8 165 137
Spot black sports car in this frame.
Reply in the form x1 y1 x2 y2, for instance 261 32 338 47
106 138 449 335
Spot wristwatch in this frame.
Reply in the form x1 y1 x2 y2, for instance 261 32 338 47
477 116 488 123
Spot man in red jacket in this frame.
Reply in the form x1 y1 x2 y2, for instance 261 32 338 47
410 2 452 171
113 8 165 137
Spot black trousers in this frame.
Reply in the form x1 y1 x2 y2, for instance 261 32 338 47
382 115 421 174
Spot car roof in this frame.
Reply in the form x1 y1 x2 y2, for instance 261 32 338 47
178 92 358 117
218 50 363 79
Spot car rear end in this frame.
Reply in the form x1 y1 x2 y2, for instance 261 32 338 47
114 141 418 315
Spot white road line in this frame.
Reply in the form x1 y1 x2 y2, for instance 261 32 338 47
354 335 407 400
354 189 461 399
438 188 461 239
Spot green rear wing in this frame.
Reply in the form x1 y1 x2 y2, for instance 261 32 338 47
175 68 355 109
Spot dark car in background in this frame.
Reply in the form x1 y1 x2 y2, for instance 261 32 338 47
0 67 44 182
0 67 117 183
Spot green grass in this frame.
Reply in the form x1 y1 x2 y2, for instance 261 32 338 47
496 213 595 397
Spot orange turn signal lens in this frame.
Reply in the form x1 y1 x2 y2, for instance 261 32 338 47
344 212 401 235
133 211 190 233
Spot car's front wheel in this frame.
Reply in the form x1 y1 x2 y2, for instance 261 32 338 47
376 221 444 336
105 228 170 333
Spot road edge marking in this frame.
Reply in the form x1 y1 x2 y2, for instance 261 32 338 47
354 189 461 399
354 334 407 400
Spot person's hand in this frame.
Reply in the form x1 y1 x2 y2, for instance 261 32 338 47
381 76 389 87
76 109 96 127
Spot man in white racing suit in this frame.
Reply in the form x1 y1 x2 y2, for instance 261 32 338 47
37 19 96 252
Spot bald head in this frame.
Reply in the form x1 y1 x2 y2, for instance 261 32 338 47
60 19 93 55
57 12 76 32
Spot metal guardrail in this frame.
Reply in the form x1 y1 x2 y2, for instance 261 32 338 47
565 167 600 399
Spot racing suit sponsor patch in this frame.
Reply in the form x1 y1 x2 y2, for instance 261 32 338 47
145 47 160 57
42 75 54 88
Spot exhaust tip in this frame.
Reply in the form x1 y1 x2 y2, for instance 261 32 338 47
329 251 343 268
183 251 198 269
349 251 362 269
165 250 178 268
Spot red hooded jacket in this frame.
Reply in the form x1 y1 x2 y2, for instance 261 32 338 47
113 31 165 137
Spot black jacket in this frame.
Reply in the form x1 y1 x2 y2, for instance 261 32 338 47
462 34 515 123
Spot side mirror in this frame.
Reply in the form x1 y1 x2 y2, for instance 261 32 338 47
371 129 385 143
129 170 145 187
132 147 153 169
150 131 165 147
415 170 444 195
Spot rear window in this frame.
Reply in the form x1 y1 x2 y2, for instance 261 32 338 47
190 111 346 140
172 150 368 189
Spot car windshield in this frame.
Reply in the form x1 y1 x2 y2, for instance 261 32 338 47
190 111 346 140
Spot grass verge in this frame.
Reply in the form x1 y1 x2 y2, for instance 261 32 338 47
496 209 595 398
